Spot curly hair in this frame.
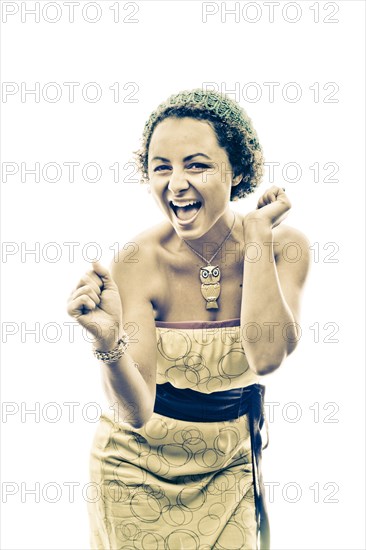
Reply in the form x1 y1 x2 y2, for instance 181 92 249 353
134 88 264 201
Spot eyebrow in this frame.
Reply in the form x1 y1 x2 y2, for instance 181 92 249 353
151 153 212 163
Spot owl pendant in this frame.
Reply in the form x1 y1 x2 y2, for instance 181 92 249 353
199 265 221 310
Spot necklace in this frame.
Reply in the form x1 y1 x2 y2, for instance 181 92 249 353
182 212 236 310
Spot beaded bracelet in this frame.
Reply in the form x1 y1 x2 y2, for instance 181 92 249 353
93 332 130 364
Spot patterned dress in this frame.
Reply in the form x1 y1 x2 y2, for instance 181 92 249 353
88 318 270 549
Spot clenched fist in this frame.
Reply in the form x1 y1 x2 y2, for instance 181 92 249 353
67 261 123 350
244 185 291 230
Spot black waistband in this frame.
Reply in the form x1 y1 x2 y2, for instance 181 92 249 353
153 382 270 549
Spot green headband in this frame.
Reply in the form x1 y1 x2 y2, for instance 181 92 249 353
143 88 257 140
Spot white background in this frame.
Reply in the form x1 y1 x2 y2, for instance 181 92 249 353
1 1 365 549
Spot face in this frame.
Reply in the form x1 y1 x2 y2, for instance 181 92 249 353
147 117 241 241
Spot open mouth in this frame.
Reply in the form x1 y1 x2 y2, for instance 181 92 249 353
169 201 202 223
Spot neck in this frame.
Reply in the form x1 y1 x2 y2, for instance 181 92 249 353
178 209 238 262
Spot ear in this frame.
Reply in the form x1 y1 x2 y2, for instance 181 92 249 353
232 174 243 187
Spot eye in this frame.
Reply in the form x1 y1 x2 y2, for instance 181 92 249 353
154 165 171 172
212 268 219 277
186 163 209 170
201 269 209 278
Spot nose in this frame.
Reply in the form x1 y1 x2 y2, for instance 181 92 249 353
168 168 190 194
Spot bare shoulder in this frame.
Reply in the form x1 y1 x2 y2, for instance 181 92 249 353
273 223 312 285
273 223 311 248
109 221 170 296
114 222 166 263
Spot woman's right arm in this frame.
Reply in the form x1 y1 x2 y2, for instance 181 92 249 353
67 245 157 429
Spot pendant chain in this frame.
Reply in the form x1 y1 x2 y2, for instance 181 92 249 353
182 211 236 266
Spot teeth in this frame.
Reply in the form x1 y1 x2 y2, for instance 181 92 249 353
171 200 200 207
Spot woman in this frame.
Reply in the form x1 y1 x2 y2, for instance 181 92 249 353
67 89 310 549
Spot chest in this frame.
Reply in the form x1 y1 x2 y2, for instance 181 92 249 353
152 257 244 322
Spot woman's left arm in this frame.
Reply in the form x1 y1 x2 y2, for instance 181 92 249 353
240 186 311 375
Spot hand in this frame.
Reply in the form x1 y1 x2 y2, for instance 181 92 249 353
243 186 291 231
67 260 123 348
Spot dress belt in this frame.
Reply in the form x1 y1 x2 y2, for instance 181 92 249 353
153 382 270 550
